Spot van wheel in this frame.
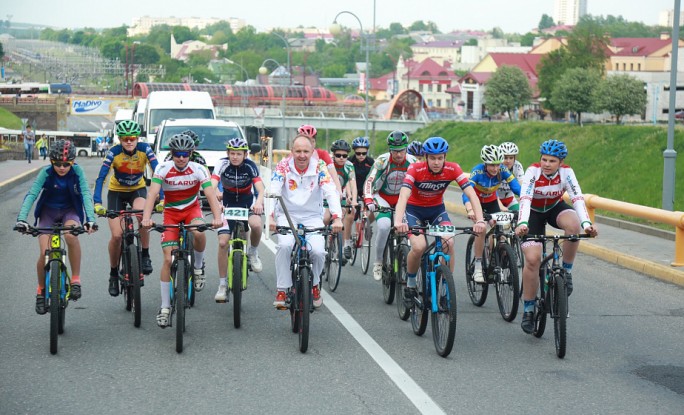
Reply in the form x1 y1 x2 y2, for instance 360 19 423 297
78 150 88 157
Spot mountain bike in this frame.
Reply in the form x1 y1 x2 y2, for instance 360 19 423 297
522 233 593 358
16 223 92 355
404 224 473 357
221 207 251 328
377 207 409 307
152 222 211 353
357 205 373 275
465 212 520 322
323 225 344 292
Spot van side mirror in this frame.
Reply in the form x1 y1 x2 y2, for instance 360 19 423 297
250 143 262 155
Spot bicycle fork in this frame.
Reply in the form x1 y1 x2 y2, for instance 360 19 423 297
228 248 247 291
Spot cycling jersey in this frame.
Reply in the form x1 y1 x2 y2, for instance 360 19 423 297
462 163 520 205
403 161 471 207
333 159 355 189
211 158 262 206
518 163 591 228
349 154 375 199
152 161 211 211
93 143 158 204
163 150 207 167
497 160 524 207
364 152 417 205
314 148 334 169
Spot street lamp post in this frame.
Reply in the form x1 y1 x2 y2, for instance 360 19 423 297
271 32 291 86
331 11 370 140
260 58 287 149
664 0 680 211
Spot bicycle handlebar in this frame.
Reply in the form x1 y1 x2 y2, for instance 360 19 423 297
14 224 95 237
150 223 213 233
404 224 475 236
274 225 330 236
523 233 594 243
99 209 145 219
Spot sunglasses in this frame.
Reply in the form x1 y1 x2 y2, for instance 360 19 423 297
172 151 191 158
52 161 73 168
334 153 348 159
120 136 138 143
355 152 367 156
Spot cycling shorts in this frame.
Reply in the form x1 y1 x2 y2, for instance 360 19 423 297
107 189 147 211
405 203 452 230
38 207 81 233
161 203 203 247
526 201 574 236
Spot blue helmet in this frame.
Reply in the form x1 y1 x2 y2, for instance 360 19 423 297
351 136 370 149
407 140 424 157
422 137 449 155
539 139 567 159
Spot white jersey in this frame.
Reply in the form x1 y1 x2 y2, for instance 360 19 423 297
152 161 211 210
497 160 524 203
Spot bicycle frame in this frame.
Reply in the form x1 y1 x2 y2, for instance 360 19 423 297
228 220 249 291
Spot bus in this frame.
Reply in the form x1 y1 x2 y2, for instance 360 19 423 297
0 129 98 157
0 83 72 95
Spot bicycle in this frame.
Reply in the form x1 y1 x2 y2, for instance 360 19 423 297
151 222 211 353
15 223 92 355
377 207 410 309
221 207 252 328
323 204 353 292
404 224 473 357
355 204 373 274
465 211 521 322
99 208 146 328
522 233 593 358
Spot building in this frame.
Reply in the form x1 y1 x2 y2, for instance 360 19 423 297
170 35 227 62
659 9 684 27
394 57 459 109
554 0 587 26
127 16 246 37
410 40 463 67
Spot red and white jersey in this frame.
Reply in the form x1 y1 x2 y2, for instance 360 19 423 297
152 161 211 211
402 161 470 207
314 148 334 169
518 163 592 227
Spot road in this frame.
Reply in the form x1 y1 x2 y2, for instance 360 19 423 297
0 158 682 414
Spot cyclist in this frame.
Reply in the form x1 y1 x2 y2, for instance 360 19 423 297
297 124 343 196
269 135 343 309
394 137 485 300
363 130 417 281
463 144 521 283
93 120 159 297
496 141 524 211
210 137 265 303
515 139 598 334
163 129 207 166
327 139 357 259
348 136 375 207
407 140 425 162
15 139 97 314
141 133 223 328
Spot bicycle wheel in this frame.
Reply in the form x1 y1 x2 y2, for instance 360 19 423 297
465 234 488 306
127 245 142 328
533 265 549 338
411 266 429 336
232 252 243 329
121 241 134 313
553 271 568 358
175 259 186 353
186 232 196 307
381 238 396 304
350 220 360 266
298 266 311 353
49 260 60 355
494 243 520 322
327 232 343 292
361 218 372 274
395 244 411 321
290 267 299 334
431 266 457 357
510 235 524 276
58 267 67 335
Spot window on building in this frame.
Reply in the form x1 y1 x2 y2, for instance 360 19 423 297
419 84 424 92
638 63 641 71
428 99 433 107
437 84 442 92
428 84 433 92
630 63 634 71
436 99 442 107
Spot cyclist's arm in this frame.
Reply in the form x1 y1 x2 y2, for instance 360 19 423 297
394 187 411 232
463 185 485 223
142 180 162 223
253 180 265 214
92 153 114 205
327 164 343 196
562 167 592 230
202 182 224 225
17 167 48 223
363 162 381 200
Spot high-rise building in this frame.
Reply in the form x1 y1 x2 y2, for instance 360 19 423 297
554 0 587 26
659 9 684 27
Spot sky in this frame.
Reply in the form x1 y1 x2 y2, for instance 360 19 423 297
3 0 678 34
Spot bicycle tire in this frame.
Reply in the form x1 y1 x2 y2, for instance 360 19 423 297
232 252 243 329
186 232 196 307
553 271 568 358
494 243 520 322
431 266 457 357
127 245 142 328
327 232 343 292
396 244 410 321
350 220 360 266
175 258 186 353
382 237 395 304
361 218 372 274
298 266 311 353
290 266 299 333
411 266 429 336
58 266 67 335
510 235 524 275
49 260 60 355
122 240 133 313
533 264 549 338
465 234 488 306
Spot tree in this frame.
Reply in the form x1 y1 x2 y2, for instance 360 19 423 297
593 74 647 124
520 32 536 47
538 14 555 30
550 67 601 126
567 16 610 73
127 43 161 65
490 27 504 39
484 65 533 121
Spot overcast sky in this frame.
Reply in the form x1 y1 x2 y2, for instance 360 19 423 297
4 0 677 34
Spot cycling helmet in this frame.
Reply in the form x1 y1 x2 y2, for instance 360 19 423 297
499 141 519 156
226 137 249 151
168 133 196 151
386 130 409 149
298 124 317 138
351 136 370 149
181 129 200 146
50 139 76 162
480 144 503 164
422 137 449 155
330 139 351 153
407 140 424 157
539 139 568 159
115 120 141 137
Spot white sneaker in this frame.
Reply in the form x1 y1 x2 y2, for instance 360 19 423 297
373 263 383 281
193 268 206 292
248 251 263 273
473 261 485 283
215 285 228 303
156 307 171 328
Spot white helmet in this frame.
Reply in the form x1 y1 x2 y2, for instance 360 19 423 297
480 145 503 164
499 142 519 156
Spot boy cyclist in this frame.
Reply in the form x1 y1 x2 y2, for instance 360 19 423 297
497 141 524 211
327 139 357 259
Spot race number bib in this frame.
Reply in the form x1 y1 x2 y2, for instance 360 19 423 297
426 225 457 237
491 212 514 225
223 207 249 221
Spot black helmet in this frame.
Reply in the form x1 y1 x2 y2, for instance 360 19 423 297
168 133 196 151
330 139 351 153
386 131 409 149
181 129 200 146
49 139 76 162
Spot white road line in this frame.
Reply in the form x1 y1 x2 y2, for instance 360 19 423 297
261 237 445 415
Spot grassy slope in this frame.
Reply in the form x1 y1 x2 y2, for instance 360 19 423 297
0 107 22 129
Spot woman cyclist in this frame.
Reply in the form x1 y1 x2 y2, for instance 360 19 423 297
497 141 524 211
515 139 598 334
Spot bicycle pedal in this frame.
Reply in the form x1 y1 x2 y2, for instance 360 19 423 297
275 304 289 311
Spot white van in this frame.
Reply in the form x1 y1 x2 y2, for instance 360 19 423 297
143 91 215 145
132 98 146 128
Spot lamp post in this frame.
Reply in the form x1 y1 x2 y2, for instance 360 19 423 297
259 58 287 149
331 11 370 140
225 58 250 110
664 0 680 211
271 32 291 86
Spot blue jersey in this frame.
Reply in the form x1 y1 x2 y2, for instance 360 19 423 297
211 158 262 206
93 142 158 204
462 163 520 204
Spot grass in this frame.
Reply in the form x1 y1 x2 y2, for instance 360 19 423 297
0 107 22 130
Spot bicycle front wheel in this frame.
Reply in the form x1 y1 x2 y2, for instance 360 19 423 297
127 245 142 328
395 244 410 321
361 218 372 274
533 265 549 338
411 267 429 336
327 232 343 292
49 260 60 355
186 232 196 307
175 259 187 353
465 235 488 306
494 243 520 322
350 221 360 266
382 239 395 304
552 271 568 358
232 252 243 329
298 267 311 353
431 266 457 357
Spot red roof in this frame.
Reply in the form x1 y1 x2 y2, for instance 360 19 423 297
610 37 675 57
407 57 457 79
370 72 395 91
487 53 543 77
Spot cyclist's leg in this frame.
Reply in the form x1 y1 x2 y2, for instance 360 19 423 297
373 195 392 267
429 205 455 273
132 191 150 250
36 234 50 289
307 231 325 308
550 203 582 294
188 206 207 276
404 205 426 279
248 214 262 248
274 215 295 307
217 229 231 283
157 244 175 327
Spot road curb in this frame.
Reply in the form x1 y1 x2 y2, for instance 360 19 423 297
0 166 42 194
444 201 684 287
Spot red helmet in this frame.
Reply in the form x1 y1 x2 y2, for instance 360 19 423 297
298 124 317 138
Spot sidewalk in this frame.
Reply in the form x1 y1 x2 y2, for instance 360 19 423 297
0 158 50 194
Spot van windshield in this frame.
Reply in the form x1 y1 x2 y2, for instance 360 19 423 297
160 126 244 151
149 109 214 132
